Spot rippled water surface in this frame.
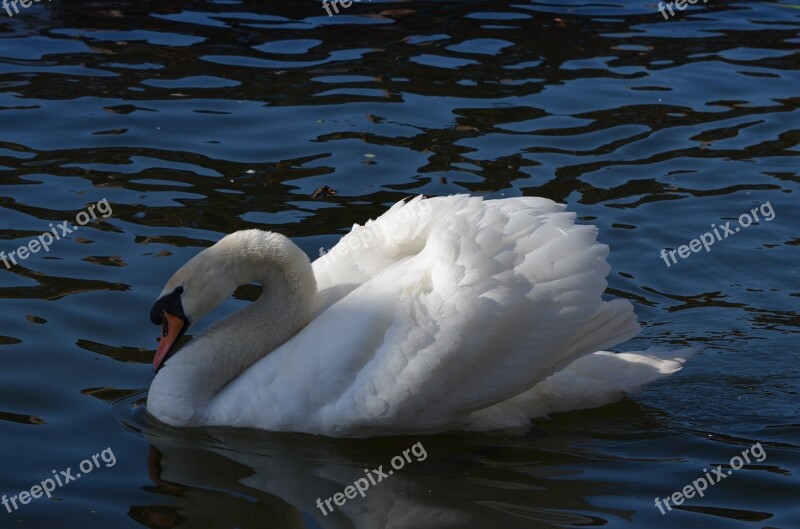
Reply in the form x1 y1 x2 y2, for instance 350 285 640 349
1 1 798 528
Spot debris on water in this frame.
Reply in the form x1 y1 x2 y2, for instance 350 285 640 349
364 153 376 158
312 185 337 199
103 104 156 114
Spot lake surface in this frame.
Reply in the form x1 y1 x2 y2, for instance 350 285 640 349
0 1 798 528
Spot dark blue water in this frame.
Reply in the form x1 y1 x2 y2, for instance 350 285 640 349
0 1 798 528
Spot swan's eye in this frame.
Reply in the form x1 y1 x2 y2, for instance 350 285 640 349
175 286 184 296
162 316 169 337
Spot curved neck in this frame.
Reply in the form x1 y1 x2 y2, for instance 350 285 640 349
149 234 317 425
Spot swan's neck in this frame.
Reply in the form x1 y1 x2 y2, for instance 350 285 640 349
149 233 316 425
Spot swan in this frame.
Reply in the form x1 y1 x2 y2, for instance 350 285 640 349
147 195 695 437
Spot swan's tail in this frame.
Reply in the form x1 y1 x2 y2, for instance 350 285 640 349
466 346 700 430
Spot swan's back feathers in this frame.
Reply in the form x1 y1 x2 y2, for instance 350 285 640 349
207 195 642 435
317 196 639 433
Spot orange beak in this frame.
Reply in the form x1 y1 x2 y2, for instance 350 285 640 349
153 311 185 372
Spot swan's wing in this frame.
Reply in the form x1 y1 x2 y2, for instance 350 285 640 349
208 195 640 436
311 195 445 313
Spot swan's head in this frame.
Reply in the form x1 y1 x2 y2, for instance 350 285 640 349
149 229 315 372
149 240 242 372
150 283 190 373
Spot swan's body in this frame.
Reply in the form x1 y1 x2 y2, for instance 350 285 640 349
148 195 695 436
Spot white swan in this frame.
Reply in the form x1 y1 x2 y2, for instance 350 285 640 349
147 195 695 436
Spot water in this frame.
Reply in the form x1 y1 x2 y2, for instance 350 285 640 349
0 1 798 528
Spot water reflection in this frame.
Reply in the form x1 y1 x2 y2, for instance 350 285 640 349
134 413 616 529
